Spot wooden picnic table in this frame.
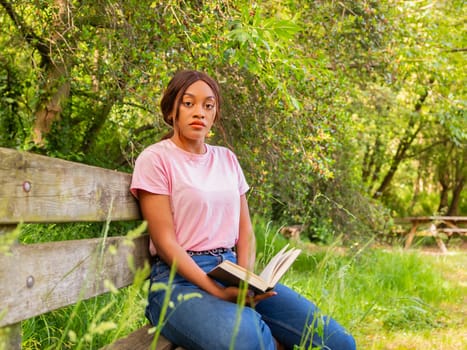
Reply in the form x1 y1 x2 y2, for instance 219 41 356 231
398 216 467 253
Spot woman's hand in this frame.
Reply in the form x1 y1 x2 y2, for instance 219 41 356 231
216 286 277 306
249 290 277 306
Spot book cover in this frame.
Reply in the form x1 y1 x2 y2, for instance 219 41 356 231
207 244 301 294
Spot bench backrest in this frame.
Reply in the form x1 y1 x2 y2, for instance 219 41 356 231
0 147 149 347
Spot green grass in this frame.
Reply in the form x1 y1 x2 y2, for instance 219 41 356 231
291 249 465 349
18 219 467 349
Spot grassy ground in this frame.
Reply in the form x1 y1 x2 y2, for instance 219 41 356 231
353 250 466 350
17 222 467 349
282 241 467 350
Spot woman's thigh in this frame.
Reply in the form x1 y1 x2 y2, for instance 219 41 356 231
255 284 356 350
147 284 276 350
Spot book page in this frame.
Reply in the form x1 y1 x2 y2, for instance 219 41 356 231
259 245 301 287
258 244 290 283
268 248 301 287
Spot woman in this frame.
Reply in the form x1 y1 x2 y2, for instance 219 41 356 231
130 70 356 350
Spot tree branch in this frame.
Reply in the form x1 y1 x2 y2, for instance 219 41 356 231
444 48 467 52
0 0 51 66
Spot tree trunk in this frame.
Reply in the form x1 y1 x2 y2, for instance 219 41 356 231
32 0 73 146
448 178 464 216
437 169 450 214
372 86 430 198
0 0 73 146
372 120 422 198
410 162 422 209
447 150 466 216
33 66 71 145
81 99 116 154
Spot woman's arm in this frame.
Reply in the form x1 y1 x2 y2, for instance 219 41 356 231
235 194 256 271
235 194 278 302
139 190 229 299
139 190 274 304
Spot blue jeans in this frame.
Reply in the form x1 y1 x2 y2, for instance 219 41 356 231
146 251 356 350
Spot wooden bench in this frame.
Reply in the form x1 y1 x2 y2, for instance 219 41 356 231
0 147 183 350
397 216 467 253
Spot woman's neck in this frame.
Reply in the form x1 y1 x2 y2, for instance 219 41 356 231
170 136 206 154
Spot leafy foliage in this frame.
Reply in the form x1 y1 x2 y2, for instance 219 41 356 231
0 0 465 242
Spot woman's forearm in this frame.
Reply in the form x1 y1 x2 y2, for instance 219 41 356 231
236 232 256 270
152 236 226 296
236 195 256 270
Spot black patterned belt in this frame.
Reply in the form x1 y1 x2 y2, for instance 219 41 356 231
150 247 233 264
186 247 233 256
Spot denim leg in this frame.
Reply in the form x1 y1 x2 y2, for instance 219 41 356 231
255 284 356 350
146 254 276 350
147 284 276 350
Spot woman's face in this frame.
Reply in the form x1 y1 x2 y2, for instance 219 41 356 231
172 80 217 143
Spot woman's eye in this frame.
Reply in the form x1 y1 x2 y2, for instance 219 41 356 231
183 101 193 107
205 103 215 110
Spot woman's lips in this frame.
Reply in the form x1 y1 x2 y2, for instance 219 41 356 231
189 121 205 129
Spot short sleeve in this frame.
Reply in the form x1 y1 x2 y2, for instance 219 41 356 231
130 147 170 198
228 149 249 195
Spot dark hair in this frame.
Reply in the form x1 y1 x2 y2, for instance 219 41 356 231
160 70 221 128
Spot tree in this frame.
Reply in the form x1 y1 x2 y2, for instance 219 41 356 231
1 0 464 243
347 0 466 215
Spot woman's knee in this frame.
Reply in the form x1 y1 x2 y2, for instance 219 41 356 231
228 308 276 350
300 315 356 350
329 331 356 350
319 328 356 350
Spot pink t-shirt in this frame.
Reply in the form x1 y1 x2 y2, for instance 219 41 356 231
130 139 249 255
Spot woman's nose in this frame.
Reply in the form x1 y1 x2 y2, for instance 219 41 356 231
193 104 205 118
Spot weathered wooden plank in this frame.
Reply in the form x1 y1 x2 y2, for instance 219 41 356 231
440 228 467 235
398 216 467 222
0 235 150 327
0 147 141 223
101 325 183 350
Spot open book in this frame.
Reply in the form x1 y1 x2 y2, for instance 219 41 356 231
207 244 302 294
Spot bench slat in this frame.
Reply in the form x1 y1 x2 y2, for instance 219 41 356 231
439 228 467 234
101 325 185 350
0 147 141 223
0 235 150 327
